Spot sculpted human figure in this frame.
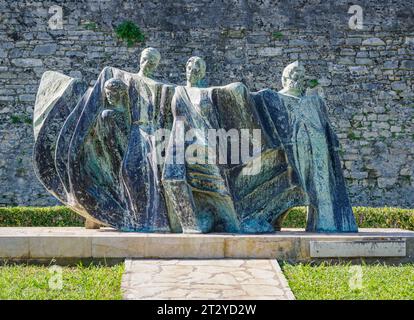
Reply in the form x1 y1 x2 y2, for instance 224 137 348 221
120 47 172 231
64 48 174 231
138 47 160 78
100 78 131 163
64 66 133 229
211 73 305 233
82 78 131 208
33 47 358 234
73 80 130 230
162 56 240 233
277 61 357 232
163 57 303 234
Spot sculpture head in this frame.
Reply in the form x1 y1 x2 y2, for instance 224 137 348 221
186 56 206 87
281 61 306 97
104 78 129 108
138 47 161 78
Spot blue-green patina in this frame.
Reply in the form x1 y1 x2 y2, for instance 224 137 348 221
32 50 357 233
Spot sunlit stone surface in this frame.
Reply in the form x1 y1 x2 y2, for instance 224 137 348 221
121 259 295 300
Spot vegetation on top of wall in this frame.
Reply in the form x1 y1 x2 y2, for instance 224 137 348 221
82 21 99 31
0 206 84 227
282 206 414 230
307 79 319 88
347 130 362 140
10 115 32 125
115 21 145 47
0 206 413 230
272 31 284 40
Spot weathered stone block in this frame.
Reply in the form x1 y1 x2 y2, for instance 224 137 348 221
405 37 414 46
401 60 414 70
33 43 57 56
378 177 397 188
355 58 373 65
362 38 385 46
11 58 43 67
383 60 399 69
258 47 282 57
391 82 407 91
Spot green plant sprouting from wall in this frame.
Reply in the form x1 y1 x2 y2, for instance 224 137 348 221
83 21 99 31
10 114 32 125
272 31 284 40
115 21 145 47
308 79 319 88
347 131 361 141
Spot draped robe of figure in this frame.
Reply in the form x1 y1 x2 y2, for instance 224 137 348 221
211 84 307 232
277 93 357 232
163 82 308 233
32 71 95 221
82 98 131 216
120 75 174 231
34 67 357 234
162 85 240 233
67 67 131 227
67 67 174 231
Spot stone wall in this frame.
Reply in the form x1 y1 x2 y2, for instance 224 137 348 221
0 0 413 207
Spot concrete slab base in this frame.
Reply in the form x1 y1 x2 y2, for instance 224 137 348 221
121 259 295 300
0 227 413 264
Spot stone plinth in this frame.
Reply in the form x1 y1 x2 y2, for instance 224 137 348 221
0 227 413 264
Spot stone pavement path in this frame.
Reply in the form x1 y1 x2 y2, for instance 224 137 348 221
121 259 295 300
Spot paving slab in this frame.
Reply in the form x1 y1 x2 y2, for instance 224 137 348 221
121 259 295 300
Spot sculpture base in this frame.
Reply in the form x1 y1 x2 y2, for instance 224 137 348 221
0 227 412 264
85 219 101 229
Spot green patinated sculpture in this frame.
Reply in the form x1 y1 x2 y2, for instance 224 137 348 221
162 57 241 233
278 61 357 232
82 78 131 214
33 48 357 233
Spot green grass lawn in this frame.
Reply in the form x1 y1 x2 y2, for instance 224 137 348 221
1 262 413 300
0 263 124 300
282 262 414 300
